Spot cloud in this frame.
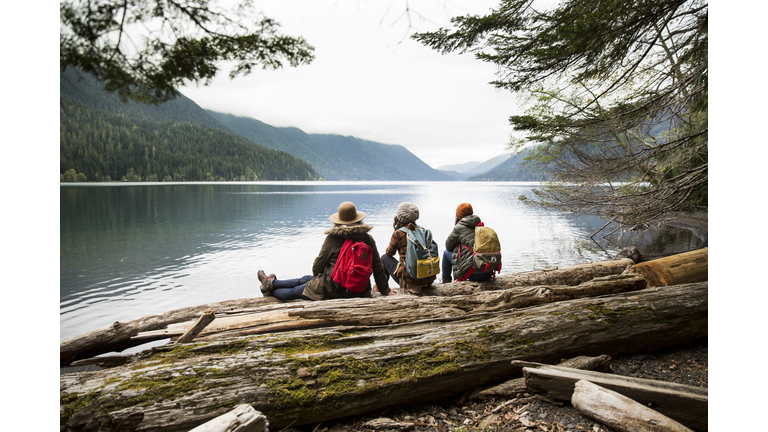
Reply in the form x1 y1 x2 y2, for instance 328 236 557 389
180 0 519 168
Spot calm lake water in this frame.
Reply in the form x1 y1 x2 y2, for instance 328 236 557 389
60 181 704 343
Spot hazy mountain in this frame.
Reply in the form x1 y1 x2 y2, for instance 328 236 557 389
436 153 511 174
467 147 549 181
207 111 454 181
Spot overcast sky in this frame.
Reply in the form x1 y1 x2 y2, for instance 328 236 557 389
178 0 519 169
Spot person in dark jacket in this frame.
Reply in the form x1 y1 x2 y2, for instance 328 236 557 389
442 203 494 282
381 202 437 294
258 201 394 301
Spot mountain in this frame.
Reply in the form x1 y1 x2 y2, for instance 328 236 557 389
437 153 511 174
466 147 549 181
206 111 454 181
60 68 322 182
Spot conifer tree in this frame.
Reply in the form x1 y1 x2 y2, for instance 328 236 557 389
414 0 708 228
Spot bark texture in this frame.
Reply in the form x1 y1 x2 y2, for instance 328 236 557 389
630 248 708 287
60 282 707 431
522 363 707 431
571 380 694 432
60 259 637 365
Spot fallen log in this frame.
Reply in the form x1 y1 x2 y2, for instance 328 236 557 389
630 248 707 287
60 282 707 431
132 274 646 345
59 297 285 365
188 404 268 432
421 258 636 296
471 354 611 400
571 379 693 432
519 363 707 431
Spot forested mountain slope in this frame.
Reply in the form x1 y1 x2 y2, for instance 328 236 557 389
60 69 322 182
207 111 454 181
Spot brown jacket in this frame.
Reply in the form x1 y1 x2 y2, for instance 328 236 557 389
303 224 390 300
385 224 437 287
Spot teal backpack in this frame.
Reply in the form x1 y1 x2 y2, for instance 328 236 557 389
399 226 440 279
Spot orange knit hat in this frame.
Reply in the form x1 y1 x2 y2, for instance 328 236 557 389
455 203 473 220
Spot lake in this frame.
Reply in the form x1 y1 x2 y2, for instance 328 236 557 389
60 181 704 344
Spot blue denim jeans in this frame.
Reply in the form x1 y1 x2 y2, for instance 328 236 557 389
442 249 493 282
271 275 313 301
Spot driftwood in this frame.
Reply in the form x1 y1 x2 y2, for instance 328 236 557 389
572 380 694 432
630 248 708 287
188 404 268 432
60 259 638 365
60 297 284 365
471 354 611 400
132 274 647 344
519 363 707 431
60 282 707 431
175 309 216 344
421 258 636 296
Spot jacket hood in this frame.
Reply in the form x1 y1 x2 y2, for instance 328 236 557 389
458 214 482 228
324 224 374 238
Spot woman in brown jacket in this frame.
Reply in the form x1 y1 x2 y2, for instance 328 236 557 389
258 201 394 301
381 202 437 294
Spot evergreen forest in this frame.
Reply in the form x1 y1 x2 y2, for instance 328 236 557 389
60 69 321 182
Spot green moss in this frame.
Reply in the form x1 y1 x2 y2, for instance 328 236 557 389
549 311 565 315
60 392 99 426
584 304 653 326
219 340 250 355
508 338 535 350
452 341 491 360
271 334 373 357
266 346 466 418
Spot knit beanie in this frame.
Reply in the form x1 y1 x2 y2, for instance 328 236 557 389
395 202 419 224
455 203 474 220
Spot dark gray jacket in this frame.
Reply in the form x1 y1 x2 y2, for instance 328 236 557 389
445 214 486 280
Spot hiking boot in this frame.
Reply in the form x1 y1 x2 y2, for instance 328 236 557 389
258 270 276 295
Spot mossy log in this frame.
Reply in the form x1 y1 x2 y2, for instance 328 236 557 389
60 297 284 365
130 274 647 346
61 259 636 365
60 282 707 431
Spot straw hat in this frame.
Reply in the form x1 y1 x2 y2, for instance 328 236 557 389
329 201 366 224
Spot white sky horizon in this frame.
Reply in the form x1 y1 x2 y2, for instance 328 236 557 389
178 1 520 169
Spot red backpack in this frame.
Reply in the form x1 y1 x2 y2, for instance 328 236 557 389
331 237 374 292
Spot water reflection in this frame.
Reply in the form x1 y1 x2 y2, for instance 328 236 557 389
60 182 704 340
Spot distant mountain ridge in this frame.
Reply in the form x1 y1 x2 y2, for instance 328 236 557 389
60 69 534 182
207 111 453 181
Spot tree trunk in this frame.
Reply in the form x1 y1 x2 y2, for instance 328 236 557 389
60 282 707 431
520 363 707 431
630 248 707 287
60 258 635 365
421 258 635 296
60 297 284 365
471 354 612 400
133 274 647 343
571 380 694 432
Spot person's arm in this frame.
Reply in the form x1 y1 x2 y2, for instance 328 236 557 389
385 231 399 256
312 235 337 276
367 235 393 295
445 226 460 252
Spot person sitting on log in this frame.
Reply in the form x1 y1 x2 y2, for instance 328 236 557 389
442 203 494 283
380 202 438 294
258 201 395 301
